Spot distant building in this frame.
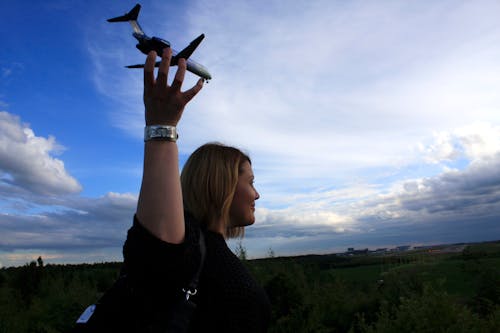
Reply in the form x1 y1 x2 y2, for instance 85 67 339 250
343 247 369 256
414 245 433 250
351 248 369 255
371 248 388 254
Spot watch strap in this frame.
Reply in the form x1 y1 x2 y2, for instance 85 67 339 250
144 125 178 142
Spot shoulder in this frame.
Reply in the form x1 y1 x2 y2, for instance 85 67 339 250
122 214 202 292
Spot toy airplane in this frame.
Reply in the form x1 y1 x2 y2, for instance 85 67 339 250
108 4 212 81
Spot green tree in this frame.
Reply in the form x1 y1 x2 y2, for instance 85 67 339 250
357 284 498 333
470 266 500 316
235 240 247 260
37 256 44 268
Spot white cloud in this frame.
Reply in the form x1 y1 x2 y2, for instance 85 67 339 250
257 207 353 231
1 68 11 78
0 191 136 251
419 122 500 164
455 123 500 160
418 131 461 164
0 111 82 196
358 151 500 223
1 62 24 79
0 186 137 266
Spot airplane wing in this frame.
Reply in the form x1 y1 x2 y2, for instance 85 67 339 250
127 59 211 81
171 34 205 64
126 61 161 68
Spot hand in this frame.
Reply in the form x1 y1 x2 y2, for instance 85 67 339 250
143 48 204 126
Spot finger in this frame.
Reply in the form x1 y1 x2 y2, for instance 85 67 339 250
157 48 172 88
183 78 204 103
171 58 186 91
144 51 157 91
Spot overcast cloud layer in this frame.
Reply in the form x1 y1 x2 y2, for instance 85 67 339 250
1 0 500 267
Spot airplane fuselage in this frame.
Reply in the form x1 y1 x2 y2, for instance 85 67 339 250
133 32 171 56
133 33 211 80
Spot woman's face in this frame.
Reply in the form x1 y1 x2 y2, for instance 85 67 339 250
229 161 260 227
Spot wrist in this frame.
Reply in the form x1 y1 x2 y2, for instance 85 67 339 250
145 119 177 126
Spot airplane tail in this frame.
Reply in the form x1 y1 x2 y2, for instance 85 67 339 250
107 4 141 22
107 4 144 36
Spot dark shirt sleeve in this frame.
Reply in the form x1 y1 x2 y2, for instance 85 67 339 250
122 215 201 304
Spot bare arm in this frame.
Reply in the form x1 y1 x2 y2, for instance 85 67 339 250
136 48 203 244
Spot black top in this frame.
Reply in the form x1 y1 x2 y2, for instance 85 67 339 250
122 213 271 332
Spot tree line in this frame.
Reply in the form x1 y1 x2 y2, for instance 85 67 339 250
0 242 499 332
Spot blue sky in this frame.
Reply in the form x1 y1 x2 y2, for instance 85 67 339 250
1 0 500 267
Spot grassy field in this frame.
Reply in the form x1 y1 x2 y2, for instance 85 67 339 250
0 240 499 332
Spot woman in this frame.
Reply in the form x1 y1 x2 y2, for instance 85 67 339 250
122 48 271 332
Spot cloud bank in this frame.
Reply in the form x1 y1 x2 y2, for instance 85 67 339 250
0 111 81 197
0 111 135 266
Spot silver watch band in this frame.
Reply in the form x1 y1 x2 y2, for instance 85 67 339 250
144 125 178 142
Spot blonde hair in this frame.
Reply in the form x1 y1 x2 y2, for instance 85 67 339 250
181 143 250 238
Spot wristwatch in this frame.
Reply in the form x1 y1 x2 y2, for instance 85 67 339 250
144 125 178 142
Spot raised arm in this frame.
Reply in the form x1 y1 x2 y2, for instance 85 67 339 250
136 48 203 244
